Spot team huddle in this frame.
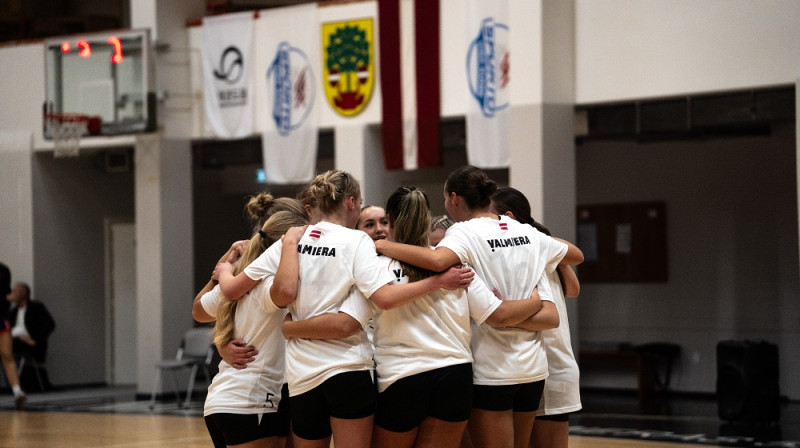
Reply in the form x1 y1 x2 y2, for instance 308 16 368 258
192 165 584 448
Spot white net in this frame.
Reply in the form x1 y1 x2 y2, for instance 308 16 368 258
47 115 88 158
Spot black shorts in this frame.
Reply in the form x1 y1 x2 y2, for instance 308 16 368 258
204 411 290 447
472 380 545 412
375 363 473 432
276 383 292 426
290 370 376 440
536 412 571 422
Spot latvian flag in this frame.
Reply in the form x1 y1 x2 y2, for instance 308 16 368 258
499 222 508 231
309 228 322 239
378 0 441 171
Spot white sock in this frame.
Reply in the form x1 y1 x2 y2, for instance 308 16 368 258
12 385 24 397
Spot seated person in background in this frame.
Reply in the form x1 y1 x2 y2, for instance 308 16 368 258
6 283 55 364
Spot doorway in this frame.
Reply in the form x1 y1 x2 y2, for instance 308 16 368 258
105 220 136 385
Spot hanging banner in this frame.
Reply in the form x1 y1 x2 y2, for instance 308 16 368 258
262 4 320 184
378 0 441 171
465 0 511 168
203 12 255 139
321 18 375 117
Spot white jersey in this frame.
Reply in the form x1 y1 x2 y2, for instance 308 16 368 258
244 221 394 396
537 269 582 415
371 256 502 392
200 281 287 417
438 215 567 385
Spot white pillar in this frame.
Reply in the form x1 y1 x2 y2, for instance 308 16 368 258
796 78 800 284
130 0 204 395
335 124 368 184
0 132 34 283
134 135 164 393
134 135 194 394
509 0 578 348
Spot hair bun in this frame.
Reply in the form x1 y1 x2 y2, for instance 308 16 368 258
483 178 498 196
246 192 275 221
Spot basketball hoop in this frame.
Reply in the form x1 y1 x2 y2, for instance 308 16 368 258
45 113 95 158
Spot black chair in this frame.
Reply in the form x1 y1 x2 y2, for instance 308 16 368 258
16 353 48 391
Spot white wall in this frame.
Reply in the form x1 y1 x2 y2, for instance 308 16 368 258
576 0 800 103
31 151 135 386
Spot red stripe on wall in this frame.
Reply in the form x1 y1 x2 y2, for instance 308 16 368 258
378 0 404 170
414 0 441 168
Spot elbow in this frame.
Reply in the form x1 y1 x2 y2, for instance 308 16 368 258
372 296 395 311
273 289 297 308
569 249 585 266
335 316 362 338
270 282 297 307
543 314 560 330
219 284 239 301
192 304 213 323
567 285 580 298
370 289 397 310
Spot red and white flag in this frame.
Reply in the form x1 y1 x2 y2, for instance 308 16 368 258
378 0 441 171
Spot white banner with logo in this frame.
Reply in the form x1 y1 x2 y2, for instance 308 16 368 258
203 12 255 139
261 4 320 184
465 0 510 168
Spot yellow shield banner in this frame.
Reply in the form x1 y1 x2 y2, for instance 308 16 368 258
321 18 375 117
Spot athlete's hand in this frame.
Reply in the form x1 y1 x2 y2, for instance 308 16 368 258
212 261 233 281
282 225 308 245
438 265 475 290
219 339 257 369
374 238 387 254
215 239 248 266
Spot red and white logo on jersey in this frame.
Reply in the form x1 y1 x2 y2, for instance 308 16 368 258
499 222 508 231
309 229 322 239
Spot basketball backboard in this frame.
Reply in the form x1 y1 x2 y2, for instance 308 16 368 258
44 28 155 138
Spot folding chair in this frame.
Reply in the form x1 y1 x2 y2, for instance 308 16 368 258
17 354 48 391
149 327 214 409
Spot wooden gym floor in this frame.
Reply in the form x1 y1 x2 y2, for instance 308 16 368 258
1 386 797 448
0 411 717 448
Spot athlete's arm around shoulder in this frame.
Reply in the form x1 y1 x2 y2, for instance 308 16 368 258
270 225 307 307
215 264 258 300
554 237 584 266
374 239 460 272
559 264 580 298
192 279 216 323
369 265 474 310
198 239 250 309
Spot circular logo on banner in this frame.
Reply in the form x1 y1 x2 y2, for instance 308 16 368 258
214 46 244 85
466 18 510 118
267 42 316 136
